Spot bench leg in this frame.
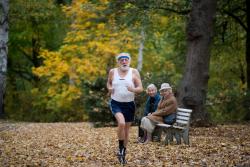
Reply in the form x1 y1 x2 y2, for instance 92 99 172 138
153 127 162 142
174 132 181 144
182 129 189 145
169 132 174 143
163 129 168 145
162 129 171 145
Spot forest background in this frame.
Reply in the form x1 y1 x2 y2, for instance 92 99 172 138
2 0 249 125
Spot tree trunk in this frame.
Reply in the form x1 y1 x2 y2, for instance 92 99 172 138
177 0 217 126
137 29 144 72
245 0 250 119
0 0 9 118
246 0 250 91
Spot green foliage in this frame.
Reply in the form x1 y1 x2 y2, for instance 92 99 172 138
5 0 70 121
242 91 250 120
82 77 113 122
207 89 248 123
207 3 247 123
5 0 248 123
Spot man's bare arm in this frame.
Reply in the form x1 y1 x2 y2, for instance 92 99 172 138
107 69 114 93
127 69 143 93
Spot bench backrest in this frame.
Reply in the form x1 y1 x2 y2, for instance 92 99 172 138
175 108 192 127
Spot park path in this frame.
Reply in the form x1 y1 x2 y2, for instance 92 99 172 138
0 121 249 166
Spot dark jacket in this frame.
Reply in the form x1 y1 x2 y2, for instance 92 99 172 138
144 93 161 116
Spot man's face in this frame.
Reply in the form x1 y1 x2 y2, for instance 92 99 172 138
147 87 157 97
160 89 171 98
118 58 130 71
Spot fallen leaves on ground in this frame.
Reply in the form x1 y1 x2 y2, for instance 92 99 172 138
0 121 249 166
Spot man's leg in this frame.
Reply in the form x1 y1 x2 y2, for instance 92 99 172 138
117 122 131 164
114 112 126 164
152 126 161 142
138 119 144 138
146 131 152 142
115 112 125 140
164 113 176 125
124 122 132 147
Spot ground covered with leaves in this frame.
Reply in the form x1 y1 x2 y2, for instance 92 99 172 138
0 121 249 167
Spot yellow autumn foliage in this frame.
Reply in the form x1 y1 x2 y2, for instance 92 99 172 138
32 0 138 110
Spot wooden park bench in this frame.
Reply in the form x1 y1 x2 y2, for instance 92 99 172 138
156 108 192 145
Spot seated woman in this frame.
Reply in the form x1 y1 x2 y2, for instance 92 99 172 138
138 84 160 143
140 83 177 143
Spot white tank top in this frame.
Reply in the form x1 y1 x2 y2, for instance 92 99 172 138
111 68 135 102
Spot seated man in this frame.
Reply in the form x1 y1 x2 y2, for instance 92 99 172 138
138 84 160 143
140 83 177 143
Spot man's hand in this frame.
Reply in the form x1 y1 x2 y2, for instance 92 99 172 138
126 85 135 93
108 87 114 94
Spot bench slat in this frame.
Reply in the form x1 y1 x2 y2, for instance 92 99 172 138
172 125 186 130
176 115 190 121
177 112 190 117
177 108 192 113
176 119 189 125
157 123 171 128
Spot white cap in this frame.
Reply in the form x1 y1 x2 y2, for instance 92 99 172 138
159 83 172 91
